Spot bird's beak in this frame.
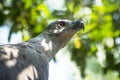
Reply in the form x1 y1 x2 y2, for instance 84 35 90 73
73 20 84 31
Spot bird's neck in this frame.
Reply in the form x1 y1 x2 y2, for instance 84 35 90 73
27 33 62 62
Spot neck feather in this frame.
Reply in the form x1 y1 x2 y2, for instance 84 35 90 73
27 33 61 61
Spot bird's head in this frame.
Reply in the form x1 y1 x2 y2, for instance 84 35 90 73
42 19 84 48
44 19 84 35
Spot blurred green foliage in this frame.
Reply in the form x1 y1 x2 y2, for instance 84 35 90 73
0 0 120 80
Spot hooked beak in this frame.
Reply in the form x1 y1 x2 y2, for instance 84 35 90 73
73 20 84 31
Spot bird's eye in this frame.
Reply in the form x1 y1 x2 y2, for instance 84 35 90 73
56 21 65 29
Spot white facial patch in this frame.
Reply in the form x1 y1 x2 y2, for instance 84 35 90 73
53 27 65 33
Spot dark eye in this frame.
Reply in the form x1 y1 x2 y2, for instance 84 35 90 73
56 21 65 29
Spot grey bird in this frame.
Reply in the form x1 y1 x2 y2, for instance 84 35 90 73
0 19 84 80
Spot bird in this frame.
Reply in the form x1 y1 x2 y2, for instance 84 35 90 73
0 19 84 80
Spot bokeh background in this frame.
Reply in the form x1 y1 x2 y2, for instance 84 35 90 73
0 0 120 80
